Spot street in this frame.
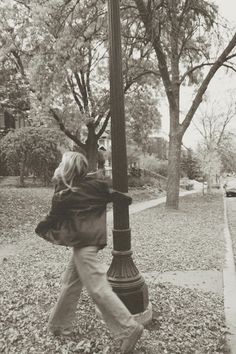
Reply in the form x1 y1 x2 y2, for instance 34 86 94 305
223 183 236 354
225 181 236 266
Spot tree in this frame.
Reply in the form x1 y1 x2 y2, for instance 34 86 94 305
197 144 222 192
180 148 201 180
0 0 161 170
0 127 69 186
219 136 236 174
133 0 236 208
195 101 236 192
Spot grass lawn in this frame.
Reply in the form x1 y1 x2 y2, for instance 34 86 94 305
0 187 229 353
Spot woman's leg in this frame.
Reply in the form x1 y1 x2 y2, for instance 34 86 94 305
48 254 83 333
73 246 139 341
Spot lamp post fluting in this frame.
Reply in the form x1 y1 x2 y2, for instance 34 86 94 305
107 0 150 316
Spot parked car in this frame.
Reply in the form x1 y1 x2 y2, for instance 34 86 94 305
224 180 236 197
180 178 194 191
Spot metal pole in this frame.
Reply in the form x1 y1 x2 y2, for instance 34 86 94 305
107 0 149 315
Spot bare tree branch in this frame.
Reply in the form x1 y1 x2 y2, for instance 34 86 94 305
124 69 159 92
74 71 88 112
180 31 236 135
96 110 111 139
86 44 96 115
53 0 81 38
180 55 236 83
49 108 86 149
13 0 31 10
11 50 26 77
217 104 235 146
67 75 84 112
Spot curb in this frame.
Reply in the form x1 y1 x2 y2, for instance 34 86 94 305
223 196 236 354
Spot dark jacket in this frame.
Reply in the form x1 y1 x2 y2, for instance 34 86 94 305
35 176 131 249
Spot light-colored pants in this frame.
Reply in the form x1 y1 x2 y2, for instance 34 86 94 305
48 246 138 340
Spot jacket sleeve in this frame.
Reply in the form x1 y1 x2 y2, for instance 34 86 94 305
35 189 68 235
35 215 54 235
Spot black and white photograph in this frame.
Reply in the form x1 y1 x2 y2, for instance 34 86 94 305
0 0 236 353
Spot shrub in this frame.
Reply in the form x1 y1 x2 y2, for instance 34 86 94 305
155 162 168 177
0 154 16 176
128 176 145 188
139 154 168 177
0 127 69 186
128 167 142 178
128 175 161 188
181 150 201 180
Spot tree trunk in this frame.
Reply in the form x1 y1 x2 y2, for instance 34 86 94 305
85 124 99 171
166 134 182 209
207 174 212 193
19 159 26 187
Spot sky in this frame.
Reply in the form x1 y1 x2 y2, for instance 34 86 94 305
215 0 236 24
159 0 236 149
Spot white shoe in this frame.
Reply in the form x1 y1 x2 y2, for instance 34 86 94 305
121 324 144 353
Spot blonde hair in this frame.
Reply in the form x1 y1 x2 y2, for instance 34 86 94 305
53 151 88 191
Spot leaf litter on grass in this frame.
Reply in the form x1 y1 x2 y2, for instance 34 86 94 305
128 193 226 273
0 188 229 353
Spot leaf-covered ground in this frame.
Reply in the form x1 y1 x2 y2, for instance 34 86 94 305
0 188 229 353
128 193 225 273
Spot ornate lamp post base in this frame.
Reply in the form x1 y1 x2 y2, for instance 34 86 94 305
107 250 149 314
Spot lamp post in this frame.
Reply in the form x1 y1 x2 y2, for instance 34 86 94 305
107 0 151 320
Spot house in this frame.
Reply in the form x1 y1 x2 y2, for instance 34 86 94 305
0 108 26 138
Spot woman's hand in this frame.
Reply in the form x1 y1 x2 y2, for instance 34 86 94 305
110 190 132 205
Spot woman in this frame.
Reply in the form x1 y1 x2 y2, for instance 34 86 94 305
35 151 143 353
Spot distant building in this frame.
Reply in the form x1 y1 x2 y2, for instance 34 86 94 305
0 108 26 138
98 129 111 151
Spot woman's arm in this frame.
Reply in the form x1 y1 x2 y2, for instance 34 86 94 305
35 189 68 235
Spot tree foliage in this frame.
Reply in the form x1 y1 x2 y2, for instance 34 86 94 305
0 0 161 170
0 62 29 122
125 84 161 152
0 127 69 185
